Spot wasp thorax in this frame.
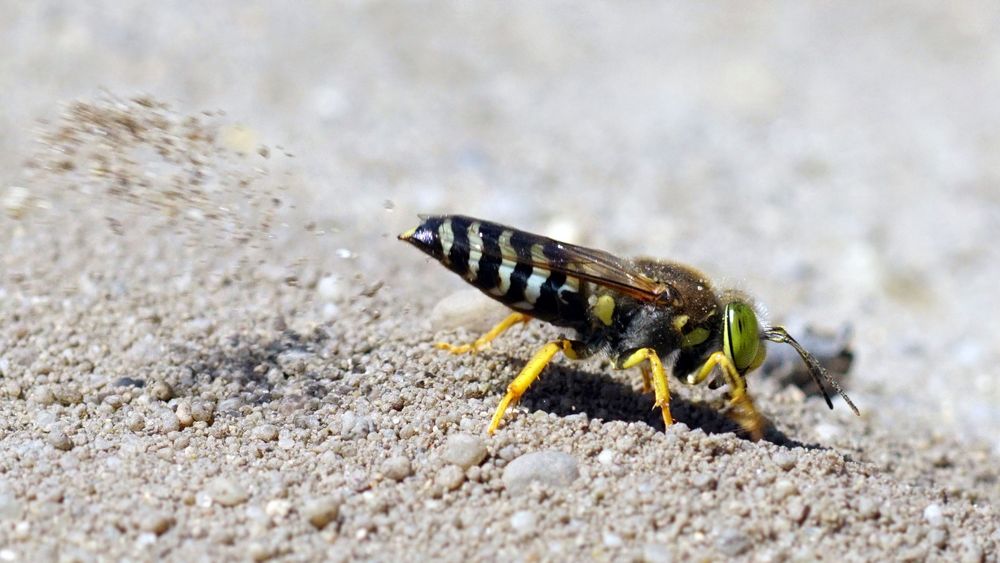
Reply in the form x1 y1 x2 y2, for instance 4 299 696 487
723 301 765 372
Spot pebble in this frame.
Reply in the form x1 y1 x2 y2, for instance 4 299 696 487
381 456 412 481
923 503 944 527
436 464 465 492
772 451 797 471
597 449 616 465
429 289 508 333
266 499 292 519
3 381 22 400
248 542 274 562
691 473 716 491
442 433 488 469
52 386 83 406
928 528 948 549
302 496 341 530
29 386 56 406
498 445 520 461
773 479 798 500
126 412 146 432
502 451 579 495
217 398 242 414
509 510 537 533
150 381 174 401
251 424 279 442
857 497 880 519
190 400 214 423
602 532 623 548
139 512 175 535
339 411 375 439
47 430 73 451
276 350 315 376
786 499 808 525
176 401 194 428
716 529 750 557
205 477 249 507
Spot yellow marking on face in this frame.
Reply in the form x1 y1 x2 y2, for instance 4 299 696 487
593 294 615 326
671 315 690 332
399 226 417 240
680 327 710 348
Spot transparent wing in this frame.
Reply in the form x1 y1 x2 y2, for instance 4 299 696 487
455 215 672 303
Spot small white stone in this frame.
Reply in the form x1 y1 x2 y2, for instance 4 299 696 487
265 499 291 518
302 497 341 530
175 401 194 428
602 532 623 548
205 477 249 507
138 512 175 535
436 464 465 492
442 433 488 469
509 510 537 533
429 289 509 333
47 430 73 451
923 503 945 527
381 456 412 481
150 381 173 401
317 275 343 300
503 451 579 495
773 479 798 500
251 424 279 442
597 449 616 466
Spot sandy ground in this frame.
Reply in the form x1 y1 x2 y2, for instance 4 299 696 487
2 2 1000 561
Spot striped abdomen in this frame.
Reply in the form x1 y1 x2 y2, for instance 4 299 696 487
400 215 588 327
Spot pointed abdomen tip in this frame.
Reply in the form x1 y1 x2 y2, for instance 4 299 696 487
398 226 417 241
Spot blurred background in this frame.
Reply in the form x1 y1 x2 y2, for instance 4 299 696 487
3 1 1000 448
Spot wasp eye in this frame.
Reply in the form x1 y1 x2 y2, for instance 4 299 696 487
724 302 760 371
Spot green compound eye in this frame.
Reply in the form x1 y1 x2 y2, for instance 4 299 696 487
724 302 761 371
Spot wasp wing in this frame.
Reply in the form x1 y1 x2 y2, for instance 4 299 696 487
453 215 672 303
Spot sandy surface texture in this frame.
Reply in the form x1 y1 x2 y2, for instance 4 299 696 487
2 3 1000 561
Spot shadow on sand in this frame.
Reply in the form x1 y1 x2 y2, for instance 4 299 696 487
493 356 823 449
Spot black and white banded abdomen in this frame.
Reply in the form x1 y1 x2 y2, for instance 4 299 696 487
400 215 588 327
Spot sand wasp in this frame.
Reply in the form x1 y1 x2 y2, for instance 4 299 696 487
399 215 859 440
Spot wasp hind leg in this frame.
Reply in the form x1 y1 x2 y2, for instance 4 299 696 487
689 352 766 441
435 312 531 355
488 339 587 434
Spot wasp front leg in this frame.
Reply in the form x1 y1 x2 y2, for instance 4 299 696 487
689 352 766 441
435 312 531 355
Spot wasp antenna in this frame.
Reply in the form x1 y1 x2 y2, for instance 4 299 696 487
764 327 861 416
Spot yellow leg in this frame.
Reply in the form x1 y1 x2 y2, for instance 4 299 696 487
621 348 672 429
487 339 575 434
639 364 653 394
688 351 765 441
435 312 530 355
